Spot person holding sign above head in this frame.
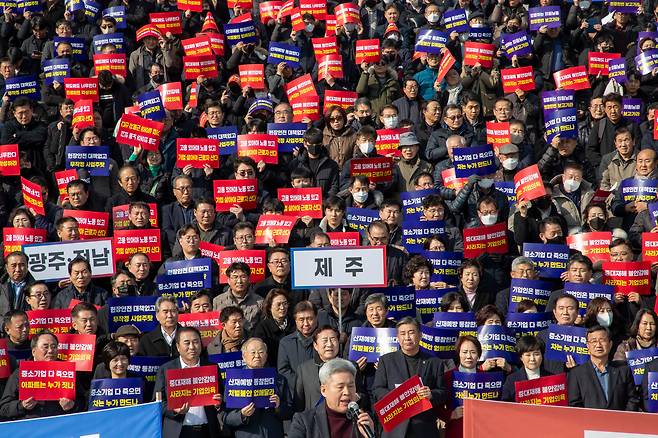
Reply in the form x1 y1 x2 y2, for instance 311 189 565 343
538 135 596 185
138 297 181 359
501 335 552 402
154 327 223 438
373 316 447 438
567 325 639 411
223 337 292 438
52 256 109 309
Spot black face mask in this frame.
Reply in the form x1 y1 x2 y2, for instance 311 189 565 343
365 0 377 6
152 74 163 84
358 116 373 126
589 217 605 231
535 197 552 210
546 236 565 245
306 144 322 155
117 284 137 296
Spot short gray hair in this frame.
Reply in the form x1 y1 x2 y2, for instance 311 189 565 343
511 256 535 271
241 337 267 354
319 358 356 385
446 135 466 148
155 296 177 313
364 293 387 310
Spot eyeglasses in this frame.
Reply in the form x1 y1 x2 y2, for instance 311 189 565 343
445 115 463 120
30 292 50 299
181 235 199 242
235 235 254 241
207 111 222 116
237 170 255 177
273 301 289 308
329 116 343 122
174 186 192 192
269 259 289 266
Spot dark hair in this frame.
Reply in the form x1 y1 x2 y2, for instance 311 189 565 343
553 293 579 309
262 288 290 319
190 289 213 304
629 309 658 339
220 306 244 323
423 233 449 250
516 299 538 313
459 259 483 278
422 194 444 210
226 262 250 278
2 309 28 332
379 199 401 211
71 301 98 318
66 178 89 193
30 330 58 350
455 335 481 364
293 300 317 317
5 251 26 264
602 93 622 106
102 341 131 371
55 216 78 231
567 253 593 271
323 195 346 212
586 324 611 340
291 166 314 180
303 127 323 144
174 326 202 344
68 256 91 274
233 156 257 172
177 224 200 239
9 206 35 227
402 255 432 285
194 197 216 210
475 304 505 326
440 292 470 312
609 237 632 251
583 297 616 327
262 198 285 213
267 246 289 262
312 325 339 343
476 195 498 211
233 221 254 234
516 335 544 356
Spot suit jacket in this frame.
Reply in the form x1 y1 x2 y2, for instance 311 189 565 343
373 350 447 438
161 201 194 249
288 400 359 438
501 367 553 402
137 325 181 358
0 277 32 315
277 331 315 391
153 357 222 438
641 357 658 412
567 360 639 411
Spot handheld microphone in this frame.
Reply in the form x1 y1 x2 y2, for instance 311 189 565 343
347 401 375 438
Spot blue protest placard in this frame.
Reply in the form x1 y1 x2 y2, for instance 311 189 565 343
443 9 468 33
622 97 642 124
563 282 614 316
544 107 578 142
65 145 110 177
225 368 277 408
0 0 16 13
505 312 552 337
500 31 532 59
224 21 257 47
137 90 166 121
267 42 301 69
609 0 640 13
103 6 126 29
208 351 246 380
634 49 658 75
452 371 504 406
93 33 125 53
477 325 517 363
626 347 658 385
5 75 39 101
207 126 238 156
107 296 158 333
378 285 415 319
432 311 477 333
84 0 101 23
267 122 305 153
541 89 575 112
528 6 561 31
346 207 380 237
421 251 462 285
508 278 554 312
544 324 589 364
649 372 658 413
164 258 213 288
649 202 658 226
54 37 86 61
453 145 496 178
415 29 448 54
348 327 399 362
523 243 569 279
495 181 516 207
16 0 41 13
468 25 492 40
608 58 626 83
43 58 70 86
89 378 143 411
400 189 435 220
128 356 168 384
156 272 207 306
402 220 445 254
620 178 658 203
66 0 83 12
416 288 456 323
420 324 459 359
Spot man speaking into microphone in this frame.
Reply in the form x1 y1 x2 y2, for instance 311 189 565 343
289 358 375 438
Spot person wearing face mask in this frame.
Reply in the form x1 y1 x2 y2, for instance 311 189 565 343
450 168 510 228
422 3 442 30
538 135 597 188
340 127 396 196
378 104 400 130
582 298 626 362
513 187 568 246
394 131 433 191
495 143 521 182
343 175 382 209
290 128 340 198
611 148 658 231
581 203 610 233
550 162 595 231
506 120 535 167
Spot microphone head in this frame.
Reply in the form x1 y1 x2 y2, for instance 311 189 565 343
347 401 360 416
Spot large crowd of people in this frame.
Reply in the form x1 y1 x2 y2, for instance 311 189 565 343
0 0 656 436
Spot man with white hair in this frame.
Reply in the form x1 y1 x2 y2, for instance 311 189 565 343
288 358 375 438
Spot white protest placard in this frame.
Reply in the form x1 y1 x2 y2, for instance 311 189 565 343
23 238 115 281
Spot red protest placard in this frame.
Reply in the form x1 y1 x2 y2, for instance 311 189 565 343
93 54 127 77
0 339 10 378
230 13 253 23
150 12 183 34
113 229 162 262
112 203 158 229
213 179 258 212
277 187 323 219
285 74 318 102
3 227 47 256
463 42 495 69
355 39 380 64
374 375 432 432
442 167 467 191
259 1 282 24
177 0 203 12
26 309 72 338
19 361 76 401
0 144 20 176
291 96 320 122
327 231 360 247
237 134 278 164
166 365 219 409
228 0 253 7
435 49 456 86
642 233 658 263
335 3 360 25
21 177 45 215
317 54 343 81
199 32 224 57
515 373 567 405
116 113 164 151
324 90 358 111
183 55 218 80
375 128 406 157
514 164 546 202
485 121 511 151
587 52 620 76
62 209 110 239
501 66 535 93
566 232 611 263
182 35 212 56
325 14 336 36
158 82 184 111
178 312 222 347
312 36 338 57
56 333 96 372
55 169 78 201
462 222 508 258
255 215 298 244
64 78 99 103
290 8 305 31
654 112 658 140
218 249 266 283
68 299 101 310
176 138 220 168
199 240 225 265
279 0 294 17
350 157 394 183
72 99 94 129
602 261 652 295
590 188 611 205
238 64 265 90
300 0 326 19
553 66 591 90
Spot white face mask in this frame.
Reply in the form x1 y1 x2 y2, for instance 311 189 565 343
359 141 375 155
353 190 368 203
563 178 581 193
383 0 394 4
478 178 494 189
481 213 497 226
580 0 591 9
383 116 398 129
305 23 315 32
426 13 440 23
502 158 518 170
596 311 613 327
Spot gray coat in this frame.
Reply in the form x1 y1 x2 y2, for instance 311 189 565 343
277 331 315 391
